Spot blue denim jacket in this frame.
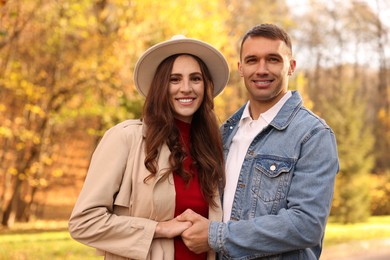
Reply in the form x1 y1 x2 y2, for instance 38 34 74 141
209 91 339 260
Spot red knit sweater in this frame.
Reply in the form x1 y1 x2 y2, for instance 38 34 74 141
173 119 208 260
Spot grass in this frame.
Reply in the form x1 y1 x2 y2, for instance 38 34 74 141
1 217 390 259
0 220 99 260
324 215 390 246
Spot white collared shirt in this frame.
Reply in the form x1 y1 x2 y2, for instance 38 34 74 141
223 91 292 222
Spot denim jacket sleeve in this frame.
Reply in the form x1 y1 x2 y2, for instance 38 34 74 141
210 93 339 259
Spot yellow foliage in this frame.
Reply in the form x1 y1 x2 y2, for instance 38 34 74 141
42 155 53 166
28 178 48 188
29 162 40 174
369 173 390 215
378 108 390 128
39 178 48 187
25 104 46 118
18 173 27 181
8 167 18 176
16 142 25 151
294 72 314 110
0 126 13 138
52 169 64 178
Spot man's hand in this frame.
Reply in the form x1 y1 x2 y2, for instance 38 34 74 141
154 218 192 238
177 209 211 254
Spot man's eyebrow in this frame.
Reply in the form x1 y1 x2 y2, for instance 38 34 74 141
268 53 283 58
243 54 257 60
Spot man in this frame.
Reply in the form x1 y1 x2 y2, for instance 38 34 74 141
177 24 339 259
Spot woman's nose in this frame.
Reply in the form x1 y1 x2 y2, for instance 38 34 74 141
180 78 192 92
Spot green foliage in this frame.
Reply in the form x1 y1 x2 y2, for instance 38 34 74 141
316 78 374 223
375 109 390 170
370 171 390 215
333 175 371 223
294 70 376 223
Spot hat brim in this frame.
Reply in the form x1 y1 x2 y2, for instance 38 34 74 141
134 37 229 97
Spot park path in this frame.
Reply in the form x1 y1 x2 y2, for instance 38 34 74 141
321 238 390 260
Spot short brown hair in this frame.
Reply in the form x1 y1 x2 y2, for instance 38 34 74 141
240 24 293 59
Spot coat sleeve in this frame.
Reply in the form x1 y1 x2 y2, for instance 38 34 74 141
68 122 157 259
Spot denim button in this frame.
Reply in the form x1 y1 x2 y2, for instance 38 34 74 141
270 164 276 171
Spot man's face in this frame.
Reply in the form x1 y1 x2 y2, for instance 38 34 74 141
238 36 296 113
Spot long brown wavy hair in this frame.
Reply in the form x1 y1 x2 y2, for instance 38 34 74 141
142 54 225 207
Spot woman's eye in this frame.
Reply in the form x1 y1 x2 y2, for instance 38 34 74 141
170 77 180 83
191 76 203 82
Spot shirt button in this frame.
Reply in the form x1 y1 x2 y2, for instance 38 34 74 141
270 164 276 171
230 126 233 129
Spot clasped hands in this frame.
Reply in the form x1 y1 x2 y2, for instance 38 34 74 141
154 209 211 254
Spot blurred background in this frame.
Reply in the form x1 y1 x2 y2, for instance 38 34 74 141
0 0 390 257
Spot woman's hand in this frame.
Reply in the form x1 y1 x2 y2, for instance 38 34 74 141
154 218 192 238
177 209 211 253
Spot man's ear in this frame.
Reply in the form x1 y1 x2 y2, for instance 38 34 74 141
238 61 244 77
288 59 296 76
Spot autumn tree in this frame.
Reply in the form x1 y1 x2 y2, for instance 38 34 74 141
369 0 390 171
0 0 235 226
326 77 374 223
0 0 144 226
291 0 380 222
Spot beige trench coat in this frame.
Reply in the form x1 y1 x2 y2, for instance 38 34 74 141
68 120 222 260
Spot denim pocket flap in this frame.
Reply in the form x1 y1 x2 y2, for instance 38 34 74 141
255 156 294 178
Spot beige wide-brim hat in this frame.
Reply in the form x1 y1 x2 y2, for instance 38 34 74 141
134 35 229 97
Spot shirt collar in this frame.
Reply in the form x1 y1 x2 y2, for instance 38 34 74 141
239 91 292 127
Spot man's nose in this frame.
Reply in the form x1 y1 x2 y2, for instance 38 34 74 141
256 60 268 74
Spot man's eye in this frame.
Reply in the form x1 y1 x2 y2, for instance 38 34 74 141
246 58 256 64
269 57 280 62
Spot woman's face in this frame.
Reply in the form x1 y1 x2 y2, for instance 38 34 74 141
169 55 205 123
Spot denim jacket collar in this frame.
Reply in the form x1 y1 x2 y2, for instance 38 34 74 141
224 90 303 131
270 91 302 130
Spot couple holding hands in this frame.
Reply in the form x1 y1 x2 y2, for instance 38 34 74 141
69 24 339 260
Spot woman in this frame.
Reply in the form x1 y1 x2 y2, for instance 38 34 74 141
68 35 230 260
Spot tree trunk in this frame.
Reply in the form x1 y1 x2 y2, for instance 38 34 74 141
1 177 22 227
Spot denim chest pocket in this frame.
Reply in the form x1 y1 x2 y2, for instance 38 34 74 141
252 156 294 202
